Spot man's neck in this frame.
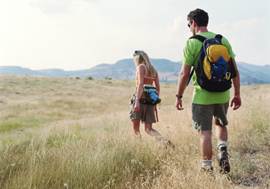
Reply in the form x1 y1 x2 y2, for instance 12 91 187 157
195 26 208 34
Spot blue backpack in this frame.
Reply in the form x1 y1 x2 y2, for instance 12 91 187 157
140 84 161 105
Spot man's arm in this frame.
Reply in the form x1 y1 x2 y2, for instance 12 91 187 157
231 58 241 110
175 64 191 110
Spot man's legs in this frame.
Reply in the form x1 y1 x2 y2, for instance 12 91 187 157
192 104 214 169
215 120 230 173
193 103 229 172
198 121 228 170
198 130 212 160
198 130 213 170
214 102 229 146
215 120 227 142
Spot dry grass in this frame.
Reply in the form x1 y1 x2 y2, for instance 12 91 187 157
0 75 269 188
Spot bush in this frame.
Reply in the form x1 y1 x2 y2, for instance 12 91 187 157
86 76 93 80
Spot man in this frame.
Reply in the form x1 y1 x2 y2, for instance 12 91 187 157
175 8 241 173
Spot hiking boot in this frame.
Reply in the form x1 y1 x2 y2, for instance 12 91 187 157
200 167 214 178
217 146 230 174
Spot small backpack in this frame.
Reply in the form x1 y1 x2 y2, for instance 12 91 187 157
189 34 237 92
140 84 161 105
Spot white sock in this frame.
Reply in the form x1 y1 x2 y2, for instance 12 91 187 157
202 160 212 169
217 140 227 149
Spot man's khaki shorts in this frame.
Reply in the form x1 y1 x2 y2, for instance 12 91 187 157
129 94 156 123
192 102 229 131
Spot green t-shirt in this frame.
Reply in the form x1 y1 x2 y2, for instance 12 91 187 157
181 32 236 105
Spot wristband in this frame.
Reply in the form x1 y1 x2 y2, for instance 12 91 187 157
176 95 183 98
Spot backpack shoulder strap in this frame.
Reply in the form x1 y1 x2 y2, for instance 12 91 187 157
189 35 207 43
187 67 194 86
186 35 206 86
215 34 223 40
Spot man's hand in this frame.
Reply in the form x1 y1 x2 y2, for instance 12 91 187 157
175 98 184 110
230 96 241 110
134 100 140 112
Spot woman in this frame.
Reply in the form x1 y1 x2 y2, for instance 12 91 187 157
130 50 170 144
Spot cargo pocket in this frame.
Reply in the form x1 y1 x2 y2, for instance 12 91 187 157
129 93 136 119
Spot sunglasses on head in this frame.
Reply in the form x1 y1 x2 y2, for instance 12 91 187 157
133 50 143 58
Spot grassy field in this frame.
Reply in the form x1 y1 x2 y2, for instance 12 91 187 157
0 75 269 189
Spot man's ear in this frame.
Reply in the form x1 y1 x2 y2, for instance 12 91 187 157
192 20 197 27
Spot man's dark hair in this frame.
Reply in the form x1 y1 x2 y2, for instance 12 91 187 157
187 8 209 27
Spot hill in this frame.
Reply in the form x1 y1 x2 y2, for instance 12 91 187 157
1 59 269 84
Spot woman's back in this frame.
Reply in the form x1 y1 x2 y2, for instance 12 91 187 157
135 64 155 92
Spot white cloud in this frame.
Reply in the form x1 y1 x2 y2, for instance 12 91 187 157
167 15 186 34
233 18 265 30
29 0 99 15
82 0 98 2
214 18 267 38
29 0 71 14
212 18 265 34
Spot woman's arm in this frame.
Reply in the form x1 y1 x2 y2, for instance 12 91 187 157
134 65 145 112
136 65 146 99
154 71 160 95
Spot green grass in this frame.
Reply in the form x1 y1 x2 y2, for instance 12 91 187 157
0 117 53 133
0 122 23 132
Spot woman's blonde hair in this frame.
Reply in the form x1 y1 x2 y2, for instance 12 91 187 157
134 51 156 78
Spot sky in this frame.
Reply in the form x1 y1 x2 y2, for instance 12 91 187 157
1 0 269 71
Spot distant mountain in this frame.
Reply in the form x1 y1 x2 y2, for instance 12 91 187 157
1 60 269 85
236 62 270 85
0 66 40 76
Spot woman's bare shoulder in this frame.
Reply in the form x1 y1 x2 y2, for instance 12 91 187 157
137 64 146 69
137 64 146 72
